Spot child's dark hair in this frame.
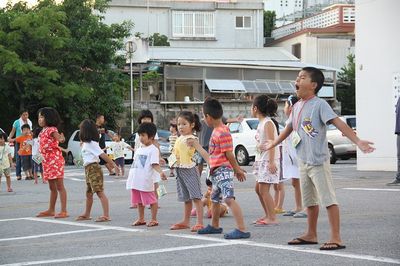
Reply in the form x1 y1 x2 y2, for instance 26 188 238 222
205 178 212 187
253 95 278 117
32 127 42 138
20 110 29 115
137 122 157 139
38 107 61 127
0 131 7 140
137 110 154 124
287 95 299 106
79 119 100 142
21 124 31 131
170 123 178 131
203 97 223 119
302 67 325 94
178 111 201 132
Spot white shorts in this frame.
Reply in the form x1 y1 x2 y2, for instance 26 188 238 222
282 151 299 179
253 159 280 184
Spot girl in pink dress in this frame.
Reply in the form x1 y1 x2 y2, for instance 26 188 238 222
36 107 68 219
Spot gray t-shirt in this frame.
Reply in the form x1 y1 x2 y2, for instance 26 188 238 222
287 97 337 165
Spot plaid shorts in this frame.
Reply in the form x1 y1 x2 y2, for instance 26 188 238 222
85 163 104 193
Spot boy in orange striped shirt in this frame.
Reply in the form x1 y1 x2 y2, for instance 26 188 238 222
189 97 250 239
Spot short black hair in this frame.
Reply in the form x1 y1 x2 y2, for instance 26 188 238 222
20 110 29 115
203 97 223 119
137 122 157 139
302 67 325 94
0 131 7 140
137 110 154 124
79 119 100 142
170 123 178 131
38 107 61 127
21 124 31 131
96 114 104 120
32 127 42 138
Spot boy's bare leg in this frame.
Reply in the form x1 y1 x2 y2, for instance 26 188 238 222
326 204 342 246
6 175 12 190
211 202 221 228
224 198 246 231
294 205 319 242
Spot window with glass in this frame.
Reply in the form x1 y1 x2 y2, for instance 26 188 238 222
235 16 252 29
172 11 215 37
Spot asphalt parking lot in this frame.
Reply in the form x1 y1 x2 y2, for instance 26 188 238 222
1 159 399 265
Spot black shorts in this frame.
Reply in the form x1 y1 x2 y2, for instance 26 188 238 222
21 155 32 171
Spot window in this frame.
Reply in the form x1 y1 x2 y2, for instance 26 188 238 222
229 123 242 133
292 43 301 59
235 16 252 29
172 11 215 37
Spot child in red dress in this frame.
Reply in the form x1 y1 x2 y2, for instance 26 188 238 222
36 107 68 219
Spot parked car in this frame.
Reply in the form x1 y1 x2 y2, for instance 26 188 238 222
126 129 171 160
228 118 258 166
327 115 357 164
67 130 133 165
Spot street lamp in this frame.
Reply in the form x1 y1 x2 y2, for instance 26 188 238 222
126 40 137 134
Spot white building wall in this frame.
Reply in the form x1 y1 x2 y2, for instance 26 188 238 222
103 4 263 48
356 0 400 171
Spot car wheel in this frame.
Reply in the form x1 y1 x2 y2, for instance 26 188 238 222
328 144 337 164
67 152 74 165
235 146 249 166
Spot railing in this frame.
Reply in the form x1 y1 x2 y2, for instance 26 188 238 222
272 5 355 40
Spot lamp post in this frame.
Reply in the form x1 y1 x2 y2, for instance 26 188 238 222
126 40 137 134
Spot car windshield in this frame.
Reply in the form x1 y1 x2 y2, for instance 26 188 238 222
246 119 259 130
346 117 356 129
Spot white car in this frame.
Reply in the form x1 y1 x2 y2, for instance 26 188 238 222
327 115 357 164
228 118 259 166
67 130 133 165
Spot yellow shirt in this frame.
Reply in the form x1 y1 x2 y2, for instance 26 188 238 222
173 135 197 168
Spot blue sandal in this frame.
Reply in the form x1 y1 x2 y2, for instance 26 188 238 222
197 224 223 234
224 229 250 239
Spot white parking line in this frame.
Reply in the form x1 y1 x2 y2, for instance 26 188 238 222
25 217 146 232
0 228 106 242
0 242 234 266
166 234 400 265
342 188 400 192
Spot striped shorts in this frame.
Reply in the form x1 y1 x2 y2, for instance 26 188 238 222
176 167 202 202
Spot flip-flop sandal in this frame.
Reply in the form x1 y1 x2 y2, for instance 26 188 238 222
147 220 159 227
252 218 265 224
132 220 147 226
320 242 346 250
254 220 280 227
190 224 205 232
288 238 318 245
224 229 250 239
95 216 111 222
54 212 69 219
293 212 308 218
283 210 296 216
36 211 55 217
75 215 92 221
170 223 190 230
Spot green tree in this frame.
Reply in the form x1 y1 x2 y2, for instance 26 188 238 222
337 54 356 115
149 33 170 46
263 10 276 37
0 0 132 136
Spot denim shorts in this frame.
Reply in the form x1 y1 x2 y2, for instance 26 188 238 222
209 166 235 203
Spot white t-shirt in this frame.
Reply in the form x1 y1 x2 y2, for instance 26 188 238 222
81 141 104 166
108 141 130 159
0 144 12 170
126 144 160 192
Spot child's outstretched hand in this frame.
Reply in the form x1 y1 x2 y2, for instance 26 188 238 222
160 172 167 180
357 140 375 153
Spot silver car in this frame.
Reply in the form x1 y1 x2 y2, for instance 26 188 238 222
327 115 357 164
